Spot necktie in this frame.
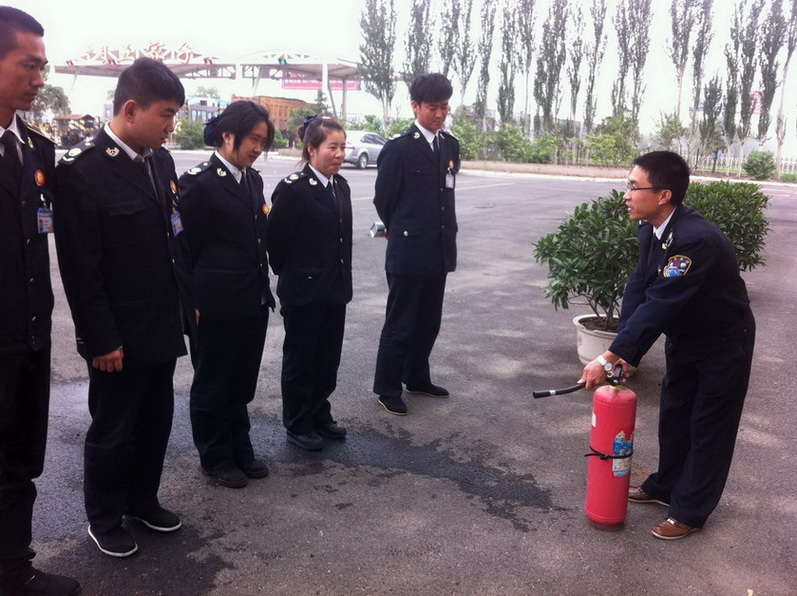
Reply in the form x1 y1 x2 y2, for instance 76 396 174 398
432 135 439 154
1 130 22 186
327 179 339 211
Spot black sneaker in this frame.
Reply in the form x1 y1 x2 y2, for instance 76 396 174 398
286 431 324 451
1 568 81 596
126 506 181 532
88 525 138 558
202 466 248 488
237 458 269 479
378 394 408 415
316 422 347 440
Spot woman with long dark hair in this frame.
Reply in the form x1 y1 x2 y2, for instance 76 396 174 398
178 100 275 487
268 117 352 451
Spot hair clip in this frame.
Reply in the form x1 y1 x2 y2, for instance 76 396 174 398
203 116 219 146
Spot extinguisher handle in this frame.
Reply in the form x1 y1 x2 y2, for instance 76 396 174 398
532 382 586 398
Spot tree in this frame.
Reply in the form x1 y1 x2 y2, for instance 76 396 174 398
497 2 520 124
688 0 714 153
194 86 220 99
775 0 797 178
566 3 585 137
29 84 70 123
655 112 688 151
627 0 653 126
451 0 477 103
173 119 205 150
403 0 432 89
610 1 631 118
757 0 787 146
474 0 498 129
668 0 699 119
583 0 608 135
516 0 538 134
728 0 765 159
436 0 459 79
533 0 568 135
698 74 724 169
359 0 397 125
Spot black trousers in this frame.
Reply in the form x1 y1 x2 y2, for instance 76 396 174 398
85 359 176 534
641 324 755 528
189 307 268 472
0 345 49 584
373 272 447 398
280 302 346 435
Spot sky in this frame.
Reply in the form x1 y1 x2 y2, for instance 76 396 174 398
13 0 797 154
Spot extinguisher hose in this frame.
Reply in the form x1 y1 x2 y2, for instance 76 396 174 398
532 383 586 398
584 447 634 460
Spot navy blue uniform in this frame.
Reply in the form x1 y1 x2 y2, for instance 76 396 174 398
372 125 459 398
178 155 274 473
610 204 755 528
268 165 352 434
54 129 186 534
0 118 55 583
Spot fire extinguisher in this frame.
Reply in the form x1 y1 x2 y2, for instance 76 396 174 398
533 365 636 527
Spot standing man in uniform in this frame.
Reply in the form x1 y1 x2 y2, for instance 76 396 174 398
54 58 187 557
580 151 755 540
0 7 81 595
372 73 459 416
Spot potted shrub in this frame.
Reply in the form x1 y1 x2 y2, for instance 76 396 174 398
533 190 638 364
534 182 770 364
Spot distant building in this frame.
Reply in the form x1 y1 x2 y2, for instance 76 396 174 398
232 95 310 134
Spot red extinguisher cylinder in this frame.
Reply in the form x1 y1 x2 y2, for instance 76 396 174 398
585 384 637 526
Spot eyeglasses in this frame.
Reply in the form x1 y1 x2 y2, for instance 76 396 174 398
625 182 662 192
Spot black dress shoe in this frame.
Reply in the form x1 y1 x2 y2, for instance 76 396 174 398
202 466 248 488
88 525 138 558
287 431 324 451
316 422 347 439
378 394 408 415
126 506 181 532
3 569 81 596
405 383 449 397
238 458 269 478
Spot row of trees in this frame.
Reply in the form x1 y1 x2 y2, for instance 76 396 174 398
358 0 797 176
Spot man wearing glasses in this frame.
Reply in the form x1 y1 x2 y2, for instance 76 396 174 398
580 151 755 540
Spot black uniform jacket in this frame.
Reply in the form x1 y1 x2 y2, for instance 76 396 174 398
268 165 353 306
373 125 459 276
178 154 275 321
0 117 54 352
54 129 187 367
610 204 754 366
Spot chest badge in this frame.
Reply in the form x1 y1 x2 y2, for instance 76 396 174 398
217 168 227 177
309 178 318 186
106 147 120 157
170 180 178 194
35 170 45 186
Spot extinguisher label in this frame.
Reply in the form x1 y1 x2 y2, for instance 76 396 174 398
612 431 633 477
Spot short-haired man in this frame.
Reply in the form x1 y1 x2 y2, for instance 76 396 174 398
372 73 460 415
55 57 187 557
0 7 81 595
580 150 755 540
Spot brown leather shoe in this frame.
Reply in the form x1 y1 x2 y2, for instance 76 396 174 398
651 517 699 540
628 485 669 506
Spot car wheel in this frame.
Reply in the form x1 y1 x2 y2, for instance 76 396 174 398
357 153 368 169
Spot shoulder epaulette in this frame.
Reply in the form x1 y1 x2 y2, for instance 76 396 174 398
185 161 213 176
282 171 307 185
25 122 55 144
58 138 96 165
390 128 412 141
440 129 458 141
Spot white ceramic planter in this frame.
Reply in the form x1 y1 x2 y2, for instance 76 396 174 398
573 314 617 365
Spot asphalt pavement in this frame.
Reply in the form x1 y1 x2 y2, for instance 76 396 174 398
35 152 797 595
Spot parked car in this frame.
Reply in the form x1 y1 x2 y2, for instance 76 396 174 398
344 130 386 169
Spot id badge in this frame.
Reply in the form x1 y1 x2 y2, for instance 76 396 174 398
37 207 54 234
446 173 455 189
171 210 184 236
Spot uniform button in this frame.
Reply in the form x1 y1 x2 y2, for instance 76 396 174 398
172 259 175 264
31 315 37 322
28 277 35 285
21 200 27 208
441 206 445 211
340 258 344 264
340 238 343 243
441 225 446 229
258 239 262 245
26 238 31 245
403 231 408 236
